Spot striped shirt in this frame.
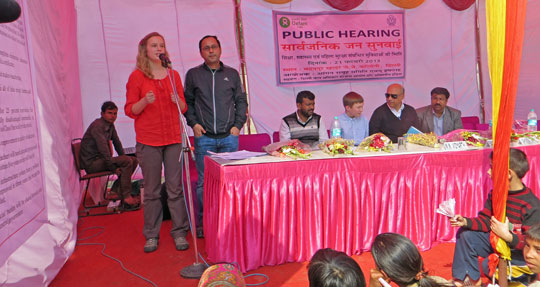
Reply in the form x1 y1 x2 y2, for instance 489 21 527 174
466 186 540 250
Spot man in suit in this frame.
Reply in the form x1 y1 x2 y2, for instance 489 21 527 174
416 87 463 136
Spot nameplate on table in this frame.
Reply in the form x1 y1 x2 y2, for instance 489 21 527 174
517 137 539 146
443 141 468 151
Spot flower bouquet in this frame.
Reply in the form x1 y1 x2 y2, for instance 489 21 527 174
357 133 392 152
319 138 355 156
406 132 440 148
461 131 487 147
511 131 540 142
263 139 312 159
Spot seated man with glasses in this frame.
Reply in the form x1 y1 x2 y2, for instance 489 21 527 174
368 83 419 143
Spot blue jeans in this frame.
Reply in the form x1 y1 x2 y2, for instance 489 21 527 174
452 229 526 281
194 134 238 225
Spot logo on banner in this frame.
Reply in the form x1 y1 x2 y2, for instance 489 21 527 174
279 17 290 28
387 15 397 26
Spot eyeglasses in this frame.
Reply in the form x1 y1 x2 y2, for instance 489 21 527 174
385 93 399 99
201 45 219 51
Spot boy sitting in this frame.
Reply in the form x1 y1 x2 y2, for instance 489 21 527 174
525 223 540 286
450 148 540 286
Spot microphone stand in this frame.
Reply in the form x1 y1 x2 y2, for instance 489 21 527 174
163 60 207 279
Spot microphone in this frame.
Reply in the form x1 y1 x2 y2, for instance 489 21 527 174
159 53 171 68
0 0 21 23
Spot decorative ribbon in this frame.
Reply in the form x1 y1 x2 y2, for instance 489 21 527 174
486 0 528 276
323 0 364 11
442 0 475 11
387 0 425 9
263 0 293 4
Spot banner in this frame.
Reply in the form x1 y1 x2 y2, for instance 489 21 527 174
273 11 405 86
0 1 46 264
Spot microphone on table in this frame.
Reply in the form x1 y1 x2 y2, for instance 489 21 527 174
159 53 171 68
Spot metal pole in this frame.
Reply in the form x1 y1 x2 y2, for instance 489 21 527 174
164 63 207 279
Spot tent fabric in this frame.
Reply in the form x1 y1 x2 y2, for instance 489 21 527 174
323 0 365 11
264 0 294 3
442 0 475 11
488 0 528 272
241 0 478 136
478 0 540 122
388 0 425 9
3 0 540 284
486 0 506 135
0 0 82 286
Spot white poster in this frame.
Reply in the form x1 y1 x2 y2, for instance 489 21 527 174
0 1 46 264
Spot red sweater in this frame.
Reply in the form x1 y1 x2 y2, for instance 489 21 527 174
125 69 187 146
466 186 540 250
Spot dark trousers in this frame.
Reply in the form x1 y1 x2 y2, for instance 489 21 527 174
85 155 138 200
452 229 526 281
136 143 188 240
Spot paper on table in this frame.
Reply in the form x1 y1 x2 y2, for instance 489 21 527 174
436 198 456 218
207 150 267 160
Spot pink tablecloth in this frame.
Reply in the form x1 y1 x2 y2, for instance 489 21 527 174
203 146 540 272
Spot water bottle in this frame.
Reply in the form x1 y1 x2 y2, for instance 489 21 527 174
331 116 341 138
527 109 537 132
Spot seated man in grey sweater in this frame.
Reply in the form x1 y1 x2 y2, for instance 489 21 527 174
279 90 328 147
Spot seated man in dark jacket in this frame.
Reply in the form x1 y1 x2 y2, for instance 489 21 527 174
369 83 419 143
80 101 139 209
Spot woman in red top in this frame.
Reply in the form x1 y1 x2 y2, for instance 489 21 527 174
125 32 189 253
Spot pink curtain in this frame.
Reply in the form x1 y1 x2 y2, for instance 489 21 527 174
322 0 364 11
442 0 475 11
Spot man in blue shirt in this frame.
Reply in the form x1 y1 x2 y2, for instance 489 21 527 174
337 92 369 144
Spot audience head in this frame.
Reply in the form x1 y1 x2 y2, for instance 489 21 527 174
101 101 118 113
100 101 118 124
385 84 405 110
308 248 366 287
488 148 530 179
198 263 246 287
524 223 540 273
430 87 450 115
199 35 222 69
343 92 365 118
296 90 316 119
371 233 440 287
136 32 168 78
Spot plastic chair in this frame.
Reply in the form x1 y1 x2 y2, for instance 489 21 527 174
239 133 271 152
461 116 480 130
71 138 117 216
272 131 280 143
